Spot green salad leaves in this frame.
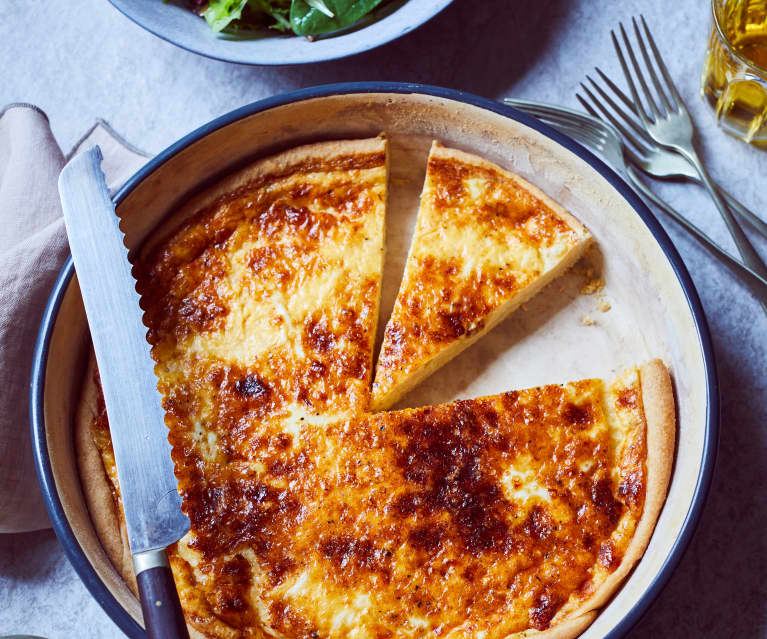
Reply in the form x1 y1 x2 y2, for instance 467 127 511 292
290 0 384 36
203 0 290 33
202 0 385 36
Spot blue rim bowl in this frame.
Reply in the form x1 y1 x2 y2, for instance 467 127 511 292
30 82 719 639
106 0 454 65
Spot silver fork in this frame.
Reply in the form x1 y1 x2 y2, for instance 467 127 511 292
612 16 767 304
578 68 767 240
503 98 767 305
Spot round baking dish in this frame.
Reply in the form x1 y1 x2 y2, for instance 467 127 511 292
31 82 718 639
106 0 453 65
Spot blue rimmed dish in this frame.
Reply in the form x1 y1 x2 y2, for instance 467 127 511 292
106 0 454 65
31 82 718 638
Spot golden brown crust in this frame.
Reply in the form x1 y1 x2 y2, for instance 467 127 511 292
508 611 598 639
75 352 136 594
567 359 675 619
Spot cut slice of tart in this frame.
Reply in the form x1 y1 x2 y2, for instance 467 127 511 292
138 136 390 439
371 141 592 411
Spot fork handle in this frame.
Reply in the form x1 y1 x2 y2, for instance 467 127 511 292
717 185 767 241
679 148 767 283
625 166 767 307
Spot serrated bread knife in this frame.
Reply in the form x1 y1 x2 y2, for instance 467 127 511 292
59 147 190 639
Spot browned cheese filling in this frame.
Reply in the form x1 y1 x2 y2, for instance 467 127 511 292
87 141 646 639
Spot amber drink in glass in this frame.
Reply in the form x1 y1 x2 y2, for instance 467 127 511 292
702 0 767 146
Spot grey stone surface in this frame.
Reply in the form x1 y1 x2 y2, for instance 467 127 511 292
1 0 766 637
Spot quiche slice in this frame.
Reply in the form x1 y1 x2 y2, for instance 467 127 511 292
138 136 389 436
78 359 674 639
371 142 592 411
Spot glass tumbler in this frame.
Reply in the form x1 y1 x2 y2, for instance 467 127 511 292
701 0 767 146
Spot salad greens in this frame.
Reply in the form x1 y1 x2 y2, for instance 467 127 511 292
290 0 384 36
199 0 386 37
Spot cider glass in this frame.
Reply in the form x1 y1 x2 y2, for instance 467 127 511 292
701 0 767 146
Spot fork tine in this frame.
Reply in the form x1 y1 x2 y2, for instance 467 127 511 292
610 29 650 125
578 84 651 156
614 23 660 122
575 94 600 119
595 68 639 118
504 101 612 150
591 68 668 153
544 121 609 150
575 93 628 149
576 93 669 172
620 22 664 118
586 74 656 150
578 85 636 142
553 129 610 160
516 102 608 130
640 14 684 108
545 121 598 146
545 104 624 166
525 107 609 139
632 17 673 114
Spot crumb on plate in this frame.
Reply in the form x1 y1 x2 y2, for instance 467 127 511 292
581 276 605 295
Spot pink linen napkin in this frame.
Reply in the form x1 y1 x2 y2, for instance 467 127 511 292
0 104 148 533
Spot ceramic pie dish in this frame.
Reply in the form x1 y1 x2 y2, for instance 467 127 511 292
30 82 718 639
106 0 454 65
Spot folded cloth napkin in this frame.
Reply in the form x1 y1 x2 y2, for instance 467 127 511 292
0 104 148 533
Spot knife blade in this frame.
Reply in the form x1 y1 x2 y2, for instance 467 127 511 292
59 146 190 639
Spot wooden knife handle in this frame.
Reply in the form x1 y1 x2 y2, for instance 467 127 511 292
134 549 190 639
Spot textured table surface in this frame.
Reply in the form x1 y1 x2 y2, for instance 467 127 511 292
2 0 766 637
